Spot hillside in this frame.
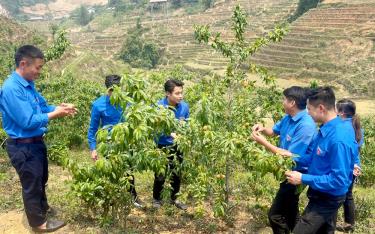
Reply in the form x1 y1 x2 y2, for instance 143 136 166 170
250 1 375 97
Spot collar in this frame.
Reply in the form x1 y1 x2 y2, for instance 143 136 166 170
319 116 341 138
291 109 307 122
12 71 32 88
162 97 180 108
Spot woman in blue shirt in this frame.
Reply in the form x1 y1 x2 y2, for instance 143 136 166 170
336 99 363 232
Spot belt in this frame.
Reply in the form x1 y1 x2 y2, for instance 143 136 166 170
7 136 44 144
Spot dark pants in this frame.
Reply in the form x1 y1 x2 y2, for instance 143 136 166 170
6 140 49 227
342 176 356 225
268 180 301 234
293 188 346 234
153 145 183 201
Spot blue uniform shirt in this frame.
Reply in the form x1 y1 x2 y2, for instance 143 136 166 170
87 95 123 150
273 110 316 162
294 117 358 196
157 97 189 146
0 71 55 138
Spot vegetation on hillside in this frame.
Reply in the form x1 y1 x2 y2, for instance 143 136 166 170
119 19 162 69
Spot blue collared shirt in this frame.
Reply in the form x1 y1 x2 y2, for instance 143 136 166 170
273 110 316 162
157 97 189 146
0 71 55 138
294 117 358 196
87 95 123 150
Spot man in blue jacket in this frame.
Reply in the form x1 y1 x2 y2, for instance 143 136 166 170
0 45 77 232
153 79 189 210
87 74 142 208
284 87 358 234
251 86 316 234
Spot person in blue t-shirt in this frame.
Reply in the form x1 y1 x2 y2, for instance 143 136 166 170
251 86 316 233
87 74 142 208
153 79 189 210
335 99 364 232
0 45 77 232
284 87 358 234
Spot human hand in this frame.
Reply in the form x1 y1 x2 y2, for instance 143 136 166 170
353 164 361 177
91 150 98 161
252 123 264 132
171 132 177 139
59 103 78 116
285 170 302 185
251 131 267 145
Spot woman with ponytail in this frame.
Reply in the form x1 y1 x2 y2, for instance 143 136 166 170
336 99 364 232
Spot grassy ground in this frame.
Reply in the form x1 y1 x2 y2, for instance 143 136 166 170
1 147 374 233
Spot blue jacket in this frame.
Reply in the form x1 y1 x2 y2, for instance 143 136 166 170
294 117 358 196
157 97 189 146
0 71 55 138
87 95 123 150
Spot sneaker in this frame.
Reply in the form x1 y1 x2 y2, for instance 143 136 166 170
336 224 354 232
171 200 187 211
133 198 144 209
152 199 163 209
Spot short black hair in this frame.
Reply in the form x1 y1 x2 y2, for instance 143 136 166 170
105 75 121 89
307 87 336 110
15 45 44 67
283 86 310 110
164 79 184 93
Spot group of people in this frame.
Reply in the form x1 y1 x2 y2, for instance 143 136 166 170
0 44 364 233
252 87 363 233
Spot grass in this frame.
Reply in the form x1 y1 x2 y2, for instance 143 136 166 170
1 147 375 233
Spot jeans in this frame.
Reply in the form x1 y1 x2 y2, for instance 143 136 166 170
293 188 346 234
153 145 183 201
6 140 49 227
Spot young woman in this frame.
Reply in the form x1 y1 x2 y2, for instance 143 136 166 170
336 99 364 232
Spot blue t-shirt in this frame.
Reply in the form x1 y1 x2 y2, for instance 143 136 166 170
157 97 189 146
294 117 358 196
272 110 316 171
87 95 123 150
0 71 55 138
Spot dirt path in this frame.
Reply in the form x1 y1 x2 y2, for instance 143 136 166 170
0 210 71 234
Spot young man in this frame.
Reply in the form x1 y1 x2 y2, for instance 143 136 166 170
251 86 316 234
0 45 77 232
153 79 189 210
87 74 142 208
284 87 358 234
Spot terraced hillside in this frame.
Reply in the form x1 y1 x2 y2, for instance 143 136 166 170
250 2 375 97
68 0 299 67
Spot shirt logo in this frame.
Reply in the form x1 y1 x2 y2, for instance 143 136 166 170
286 134 292 142
317 146 322 156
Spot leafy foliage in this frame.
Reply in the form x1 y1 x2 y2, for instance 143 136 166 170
119 20 162 69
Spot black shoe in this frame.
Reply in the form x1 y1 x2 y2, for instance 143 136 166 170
133 197 144 209
31 220 66 233
171 200 187 211
336 224 354 232
152 199 163 209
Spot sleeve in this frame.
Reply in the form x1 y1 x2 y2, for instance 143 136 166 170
292 132 317 167
301 142 353 191
185 103 190 119
288 124 316 156
272 116 286 135
354 129 364 166
37 92 56 113
2 86 49 130
87 104 101 151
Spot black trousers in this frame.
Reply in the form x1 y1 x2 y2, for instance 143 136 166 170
342 176 356 225
293 188 346 234
268 180 301 234
6 140 49 227
153 145 183 201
